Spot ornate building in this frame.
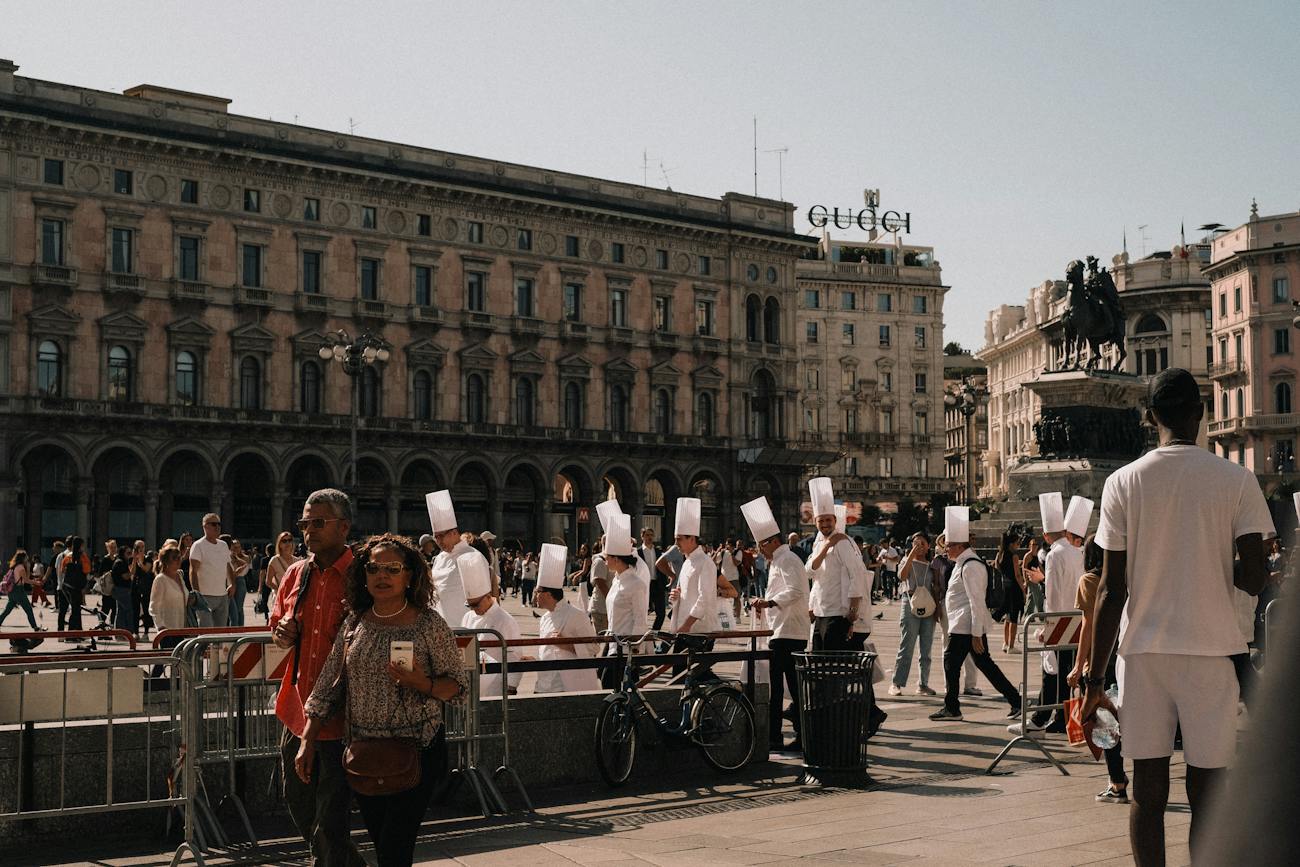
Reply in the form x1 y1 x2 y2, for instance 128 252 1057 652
0 60 817 555
793 234 951 516
943 352 986 504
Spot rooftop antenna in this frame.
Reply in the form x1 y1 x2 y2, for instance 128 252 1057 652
659 160 678 191
752 116 758 197
641 149 661 187
764 147 789 200
348 117 360 135
1137 224 1150 258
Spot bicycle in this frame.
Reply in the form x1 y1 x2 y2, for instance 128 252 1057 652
594 629 756 786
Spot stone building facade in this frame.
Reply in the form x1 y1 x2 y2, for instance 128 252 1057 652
0 61 816 555
942 352 987 504
793 234 950 516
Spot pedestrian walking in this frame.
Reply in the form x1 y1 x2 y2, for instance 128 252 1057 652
264 532 297 621
223 536 250 627
1 550 40 630
110 543 136 636
993 530 1026 653
189 515 234 628
520 553 538 606
933 533 981 696
806 478 866 651
639 528 666 630
888 532 939 696
29 554 51 609
61 537 90 631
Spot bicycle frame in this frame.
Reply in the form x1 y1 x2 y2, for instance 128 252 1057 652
610 632 720 741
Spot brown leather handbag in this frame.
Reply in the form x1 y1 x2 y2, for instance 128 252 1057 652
334 621 421 796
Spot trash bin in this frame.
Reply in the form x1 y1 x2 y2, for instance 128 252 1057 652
794 650 876 787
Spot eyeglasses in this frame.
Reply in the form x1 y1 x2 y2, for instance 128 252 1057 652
363 562 406 576
204 521 221 527
296 517 342 531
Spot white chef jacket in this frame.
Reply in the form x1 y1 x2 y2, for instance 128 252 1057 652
944 546 994 637
719 548 739 582
808 534 868 618
763 545 811 641
535 600 601 693
1042 537 1085 673
462 600 521 698
430 540 472 628
606 561 650 637
851 567 876 634
670 546 719 634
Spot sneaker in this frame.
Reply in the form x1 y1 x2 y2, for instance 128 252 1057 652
1005 704 1022 719
887 684 903 696
915 684 937 696
1007 719 1047 735
929 707 963 721
962 686 983 696
1096 786 1129 804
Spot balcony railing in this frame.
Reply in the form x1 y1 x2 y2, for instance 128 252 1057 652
105 272 144 295
353 298 390 320
169 280 208 302
560 321 589 341
412 305 443 324
839 431 899 449
1244 413 1300 431
295 292 330 314
650 330 679 348
34 264 78 288
1208 418 1243 436
692 334 724 354
235 285 274 307
510 316 544 337
1208 359 1246 380
465 311 495 331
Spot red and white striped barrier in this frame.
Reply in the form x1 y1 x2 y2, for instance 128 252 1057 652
207 641 290 681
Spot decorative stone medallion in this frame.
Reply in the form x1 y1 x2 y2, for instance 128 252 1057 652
385 210 407 234
145 174 168 201
272 193 293 218
632 246 648 267
441 217 459 241
209 184 232 208
540 233 557 255
587 240 604 261
490 225 509 247
331 201 351 226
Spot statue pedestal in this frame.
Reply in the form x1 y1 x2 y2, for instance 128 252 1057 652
1008 369 1147 502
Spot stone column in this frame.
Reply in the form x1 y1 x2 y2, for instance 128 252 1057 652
143 485 160 550
489 503 504 539
386 492 399 533
271 487 287 533
0 481 17 553
76 478 92 541
209 485 225 517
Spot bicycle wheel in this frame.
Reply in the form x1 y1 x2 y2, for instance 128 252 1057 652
594 694 638 786
691 685 756 771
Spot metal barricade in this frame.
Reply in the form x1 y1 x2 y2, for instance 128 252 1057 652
986 608 1083 776
3 628 138 652
451 627 531 815
1264 598 1285 664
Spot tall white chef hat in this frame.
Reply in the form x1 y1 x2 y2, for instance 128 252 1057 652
425 489 457 534
809 476 836 518
944 506 970 545
605 513 634 557
835 504 848 535
674 497 701 537
457 550 491 600
1038 492 1064 535
595 499 622 536
1293 491 1299 523
740 496 780 543
536 543 568 590
1064 495 1094 538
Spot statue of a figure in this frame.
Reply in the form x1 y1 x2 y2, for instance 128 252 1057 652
1062 257 1127 371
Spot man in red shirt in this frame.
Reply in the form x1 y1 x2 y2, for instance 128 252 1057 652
270 489 364 867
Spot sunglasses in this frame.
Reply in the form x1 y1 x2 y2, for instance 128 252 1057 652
363 562 407 576
296 517 342 531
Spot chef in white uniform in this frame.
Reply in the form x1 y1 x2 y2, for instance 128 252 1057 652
459 551 522 698
533 542 601 694
833 504 874 649
588 500 621 633
743 496 810 752
425 490 474 627
805 477 866 651
601 511 652 687
668 497 720 637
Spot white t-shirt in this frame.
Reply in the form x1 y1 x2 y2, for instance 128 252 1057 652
1096 444 1274 657
188 537 232 597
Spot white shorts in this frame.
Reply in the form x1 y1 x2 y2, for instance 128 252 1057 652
1117 653 1238 768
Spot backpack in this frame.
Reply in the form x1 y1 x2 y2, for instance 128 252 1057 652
0 568 15 594
979 553 1005 614
95 570 114 596
64 555 87 591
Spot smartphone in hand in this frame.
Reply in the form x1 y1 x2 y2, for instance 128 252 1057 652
389 640 414 672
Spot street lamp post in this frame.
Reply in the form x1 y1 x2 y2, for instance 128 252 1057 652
944 376 987 504
318 329 391 494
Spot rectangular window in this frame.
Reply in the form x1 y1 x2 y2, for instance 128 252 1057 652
361 206 377 229
804 289 820 308
1275 277 1291 303
807 368 820 390
655 249 669 270
515 277 535 316
43 158 64 185
611 242 625 263
241 243 261 287
414 265 432 306
913 295 928 314
611 289 629 327
845 457 858 476
1219 292 1226 318
1219 338 1228 362
843 323 855 345
1235 332 1243 359
243 188 260 213
841 367 855 392
466 272 486 311
563 282 582 321
178 236 200 281
517 228 532 251
698 255 711 276
468 221 484 244
1233 285 1242 312
880 457 893 477
806 322 819 343
919 457 929 477
696 299 714 335
111 228 134 273
360 258 380 300
915 412 928 434
113 169 133 195
40 219 64 266
1276 327 1292 355
841 291 856 310
417 213 431 237
915 372 927 393
915 326 927 348
882 371 892 392
877 293 893 313
879 324 891 347
882 411 893 434
565 235 580 257
653 296 672 332
180 178 199 204
302 251 322 294
843 408 858 433
304 198 320 222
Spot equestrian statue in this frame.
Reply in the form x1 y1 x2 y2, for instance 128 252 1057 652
1062 256 1127 371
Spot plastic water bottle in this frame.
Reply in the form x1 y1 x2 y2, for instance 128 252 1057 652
1092 686 1121 749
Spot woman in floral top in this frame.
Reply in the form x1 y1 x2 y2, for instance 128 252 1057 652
298 533 467 867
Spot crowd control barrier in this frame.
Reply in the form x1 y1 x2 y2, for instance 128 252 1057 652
985 609 1083 776
2 628 138 651
449 628 531 816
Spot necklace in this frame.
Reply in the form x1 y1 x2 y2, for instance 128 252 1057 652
371 599 409 619
1164 438 1197 447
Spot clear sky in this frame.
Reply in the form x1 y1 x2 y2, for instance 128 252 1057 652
8 1 1299 351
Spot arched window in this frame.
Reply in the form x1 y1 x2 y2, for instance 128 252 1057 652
108 345 132 401
175 350 198 406
1277 381 1294 414
609 384 628 432
745 294 761 342
750 369 775 439
515 377 535 427
413 370 433 420
696 391 714 437
239 356 262 410
564 381 584 429
1221 391 1230 419
466 373 486 423
300 360 322 414
360 366 381 418
36 340 63 397
1236 387 1244 418
654 389 673 435
1134 313 1168 334
763 297 781 344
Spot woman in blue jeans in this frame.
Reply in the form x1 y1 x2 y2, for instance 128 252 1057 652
888 532 939 695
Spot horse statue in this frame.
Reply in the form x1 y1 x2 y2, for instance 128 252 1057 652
1062 258 1127 371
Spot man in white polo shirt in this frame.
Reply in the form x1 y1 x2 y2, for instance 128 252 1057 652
1084 369 1272 866
188 513 234 627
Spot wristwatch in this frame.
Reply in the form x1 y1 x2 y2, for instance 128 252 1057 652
1084 675 1106 688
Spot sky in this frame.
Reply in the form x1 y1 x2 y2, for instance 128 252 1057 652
7 1 1300 351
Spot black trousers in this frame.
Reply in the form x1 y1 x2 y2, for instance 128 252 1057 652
942 633 1020 713
280 732 366 867
812 615 853 651
1101 657 1127 788
354 732 447 867
768 637 806 745
650 584 667 630
61 588 83 630
1032 649 1075 729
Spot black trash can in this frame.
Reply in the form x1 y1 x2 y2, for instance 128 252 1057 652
794 651 876 787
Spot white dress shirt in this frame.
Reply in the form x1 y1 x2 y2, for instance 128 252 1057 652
670 546 719 634
763 545 811 640
944 546 994 637
607 561 650 637
1042 537 1085 672
535 600 601 693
